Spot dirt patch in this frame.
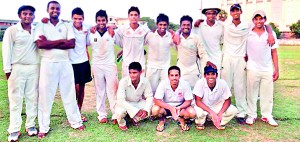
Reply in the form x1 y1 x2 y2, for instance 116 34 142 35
81 81 96 112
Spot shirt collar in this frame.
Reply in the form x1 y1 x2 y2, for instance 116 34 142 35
154 30 170 38
166 79 184 91
16 22 35 32
204 78 219 92
126 76 146 87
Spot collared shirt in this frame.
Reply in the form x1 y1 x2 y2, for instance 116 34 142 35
145 30 174 69
176 33 207 74
155 79 193 106
69 23 90 64
2 22 39 73
88 30 116 65
115 24 150 68
193 78 231 108
247 29 278 72
34 20 75 62
117 76 153 113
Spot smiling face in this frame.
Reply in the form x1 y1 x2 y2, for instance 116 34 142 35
96 16 107 30
204 72 217 88
129 69 141 83
252 15 266 29
230 8 242 20
157 21 168 35
19 9 35 25
205 10 217 22
168 69 180 87
47 3 60 20
180 20 192 35
128 11 140 24
72 14 83 29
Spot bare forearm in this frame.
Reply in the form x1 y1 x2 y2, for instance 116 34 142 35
55 39 75 50
195 96 215 114
36 39 64 49
218 99 231 115
265 24 273 34
178 100 192 109
154 99 174 110
272 49 279 72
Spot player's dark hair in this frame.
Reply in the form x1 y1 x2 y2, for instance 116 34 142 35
95 9 108 22
168 66 181 75
72 7 84 18
129 62 142 72
156 13 169 25
180 15 193 25
47 1 60 9
128 6 140 15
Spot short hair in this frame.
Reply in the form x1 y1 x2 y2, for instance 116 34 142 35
95 9 108 22
72 7 84 18
180 15 193 25
17 5 35 15
47 1 60 9
128 6 140 15
129 62 142 72
168 66 181 75
156 13 169 25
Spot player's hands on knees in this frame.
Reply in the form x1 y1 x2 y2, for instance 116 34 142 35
194 19 204 27
211 112 221 128
273 70 279 81
170 106 179 121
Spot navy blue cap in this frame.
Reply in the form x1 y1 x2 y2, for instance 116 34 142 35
230 3 242 11
18 5 35 15
204 65 218 74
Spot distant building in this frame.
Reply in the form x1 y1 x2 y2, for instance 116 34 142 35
0 19 18 31
220 0 300 32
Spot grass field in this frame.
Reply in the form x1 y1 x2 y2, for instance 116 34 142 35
0 43 299 141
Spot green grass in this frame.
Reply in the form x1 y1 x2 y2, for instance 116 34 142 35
0 43 299 141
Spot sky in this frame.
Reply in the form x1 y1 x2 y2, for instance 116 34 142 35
0 0 221 25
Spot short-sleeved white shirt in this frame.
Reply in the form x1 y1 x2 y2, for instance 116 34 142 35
68 24 90 64
88 31 115 65
145 30 173 69
115 24 150 68
2 22 39 73
155 79 193 106
34 20 75 62
193 78 232 108
247 29 278 72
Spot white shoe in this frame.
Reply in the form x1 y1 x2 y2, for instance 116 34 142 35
261 117 278 127
246 116 256 125
26 127 38 136
8 132 20 142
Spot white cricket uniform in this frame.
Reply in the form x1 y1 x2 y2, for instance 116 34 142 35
115 76 153 126
176 33 208 89
115 24 150 77
220 20 249 117
154 79 193 106
88 30 118 120
193 20 223 70
193 78 237 125
145 30 174 93
34 20 82 133
246 29 278 119
2 22 39 133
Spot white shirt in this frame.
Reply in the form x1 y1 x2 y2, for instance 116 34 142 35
117 76 153 113
34 20 75 62
155 79 193 106
2 22 39 73
88 31 116 65
69 24 90 64
115 24 150 68
144 30 174 69
247 29 278 72
193 78 232 108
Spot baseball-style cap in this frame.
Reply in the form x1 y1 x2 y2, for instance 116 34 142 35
18 5 35 15
202 8 221 15
230 3 242 11
204 65 218 74
252 10 266 19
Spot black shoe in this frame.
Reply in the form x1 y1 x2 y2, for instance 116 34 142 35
236 117 246 125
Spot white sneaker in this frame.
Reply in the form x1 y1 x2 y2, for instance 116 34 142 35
8 132 20 142
261 117 278 127
246 116 256 125
26 127 38 136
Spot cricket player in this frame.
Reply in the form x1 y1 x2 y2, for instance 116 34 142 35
34 1 85 139
152 66 196 132
88 9 118 124
2 5 38 142
245 10 279 126
114 62 153 131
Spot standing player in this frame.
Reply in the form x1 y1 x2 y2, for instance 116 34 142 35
115 6 150 77
34 1 85 139
2 5 39 142
144 13 174 94
88 9 118 124
246 10 279 126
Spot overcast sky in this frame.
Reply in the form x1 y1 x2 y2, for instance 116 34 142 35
0 0 221 25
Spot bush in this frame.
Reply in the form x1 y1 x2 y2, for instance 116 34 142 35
269 22 281 38
290 20 300 38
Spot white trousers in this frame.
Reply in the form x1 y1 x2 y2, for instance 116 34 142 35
146 67 168 94
7 64 39 133
92 64 118 120
38 61 82 133
194 104 237 125
247 70 274 118
181 74 200 89
221 55 247 117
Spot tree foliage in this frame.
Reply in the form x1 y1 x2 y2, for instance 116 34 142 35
140 17 156 30
169 22 179 31
290 20 300 38
269 22 281 39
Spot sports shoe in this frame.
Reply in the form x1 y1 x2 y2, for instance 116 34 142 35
38 132 47 139
236 117 246 125
246 117 256 125
26 127 37 136
99 118 108 124
8 132 20 142
261 117 278 127
118 125 128 131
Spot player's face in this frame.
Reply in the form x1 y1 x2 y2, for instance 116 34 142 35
168 69 180 86
252 15 265 29
96 16 107 29
72 14 84 29
180 20 192 35
157 21 168 34
205 11 217 22
19 10 35 24
230 8 242 20
129 69 141 83
204 72 217 86
128 11 140 24
47 3 60 19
